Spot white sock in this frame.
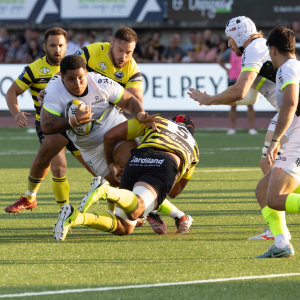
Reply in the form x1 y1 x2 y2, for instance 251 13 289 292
168 208 185 220
274 233 290 249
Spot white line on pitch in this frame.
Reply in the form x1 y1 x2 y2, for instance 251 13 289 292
199 147 261 151
194 168 261 173
0 273 299 298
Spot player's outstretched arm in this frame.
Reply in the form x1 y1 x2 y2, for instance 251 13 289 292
187 71 257 106
41 103 94 135
126 87 143 103
5 82 31 127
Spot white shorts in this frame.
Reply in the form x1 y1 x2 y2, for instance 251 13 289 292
267 112 289 137
274 116 300 182
81 138 139 177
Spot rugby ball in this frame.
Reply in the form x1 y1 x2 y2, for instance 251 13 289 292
65 100 94 136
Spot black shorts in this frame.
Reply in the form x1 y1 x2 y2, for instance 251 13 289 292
119 148 179 206
35 120 79 155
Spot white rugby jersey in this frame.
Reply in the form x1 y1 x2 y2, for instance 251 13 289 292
43 72 127 150
241 38 277 109
276 59 300 110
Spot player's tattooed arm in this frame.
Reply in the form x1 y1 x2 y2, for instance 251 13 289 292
40 108 70 135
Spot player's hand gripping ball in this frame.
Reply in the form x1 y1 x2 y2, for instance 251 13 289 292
65 100 94 136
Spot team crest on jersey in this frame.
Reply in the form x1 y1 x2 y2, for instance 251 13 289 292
18 68 26 80
98 62 107 70
114 71 124 79
39 67 50 74
75 48 84 55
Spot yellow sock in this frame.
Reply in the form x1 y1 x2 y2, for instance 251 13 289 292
286 193 300 213
74 211 117 233
52 176 70 207
105 185 139 214
157 199 175 215
107 202 116 213
25 175 43 201
293 186 300 194
262 206 288 236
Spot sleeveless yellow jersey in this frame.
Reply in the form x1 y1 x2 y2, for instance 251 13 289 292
77 42 143 91
127 117 199 181
15 56 60 121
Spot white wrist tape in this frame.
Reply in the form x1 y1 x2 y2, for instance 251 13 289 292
235 88 260 105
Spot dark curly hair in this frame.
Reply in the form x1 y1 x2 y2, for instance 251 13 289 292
60 55 86 75
171 115 195 136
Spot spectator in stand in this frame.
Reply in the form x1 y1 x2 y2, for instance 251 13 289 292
184 32 197 55
213 34 223 48
161 36 183 63
292 21 300 42
218 49 257 135
88 31 97 44
150 31 164 59
217 39 228 60
4 35 27 63
105 35 114 43
23 39 43 63
141 43 160 63
0 28 10 48
65 29 79 55
0 42 7 62
181 46 196 63
173 33 184 51
203 29 212 43
195 31 204 52
196 40 218 63
77 33 89 48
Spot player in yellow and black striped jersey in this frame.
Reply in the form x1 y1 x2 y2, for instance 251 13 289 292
75 27 143 102
4 27 94 215
52 115 199 240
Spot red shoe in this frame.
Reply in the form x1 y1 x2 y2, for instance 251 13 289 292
175 214 194 234
146 212 167 235
4 196 37 213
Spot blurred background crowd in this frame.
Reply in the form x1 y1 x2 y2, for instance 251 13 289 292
1 21 300 65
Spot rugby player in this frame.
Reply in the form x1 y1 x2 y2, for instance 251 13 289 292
53 115 199 241
4 28 92 213
75 28 193 232
187 16 294 241
255 26 300 258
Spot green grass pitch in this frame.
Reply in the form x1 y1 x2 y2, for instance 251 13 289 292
0 127 300 299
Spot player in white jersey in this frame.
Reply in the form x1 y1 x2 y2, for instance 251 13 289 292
187 16 295 241
188 16 287 175
41 55 158 188
255 26 300 258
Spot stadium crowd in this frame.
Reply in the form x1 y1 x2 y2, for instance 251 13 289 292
1 22 300 65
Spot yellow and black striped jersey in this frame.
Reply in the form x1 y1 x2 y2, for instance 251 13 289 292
15 56 60 121
127 117 199 181
76 42 143 91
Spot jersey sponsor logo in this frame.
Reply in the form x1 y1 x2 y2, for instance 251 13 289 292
75 48 84 55
229 27 236 31
114 71 124 79
277 156 286 162
130 156 164 165
98 78 116 86
278 68 284 84
39 67 50 74
98 62 107 70
18 68 26 80
241 52 246 68
91 96 105 105
296 158 300 167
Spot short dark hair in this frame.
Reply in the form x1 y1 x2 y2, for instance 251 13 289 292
171 115 195 136
266 26 295 54
44 27 67 44
114 27 137 44
60 55 86 75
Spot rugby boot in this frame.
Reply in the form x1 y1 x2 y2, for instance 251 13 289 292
4 196 37 213
256 244 294 258
54 204 79 241
147 212 167 234
175 214 194 234
79 181 109 213
248 228 274 240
